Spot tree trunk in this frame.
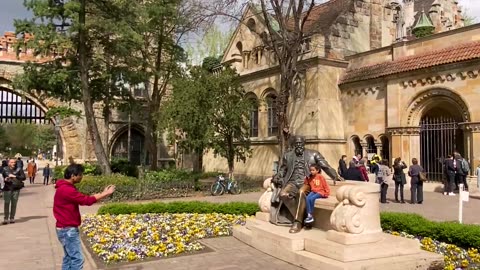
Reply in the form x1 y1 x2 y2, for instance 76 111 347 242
79 0 111 175
193 147 203 173
227 136 234 180
144 111 158 169
277 67 293 164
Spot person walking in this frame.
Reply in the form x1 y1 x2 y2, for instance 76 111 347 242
393 157 407 203
2 158 26 224
338 155 347 178
27 158 37 184
408 158 424 204
54 164 115 270
444 155 456 196
454 152 469 191
43 164 52 185
376 159 390 204
476 163 480 190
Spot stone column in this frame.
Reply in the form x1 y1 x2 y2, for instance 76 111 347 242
463 123 480 171
361 143 368 159
387 127 420 164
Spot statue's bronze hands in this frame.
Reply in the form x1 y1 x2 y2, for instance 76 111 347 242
271 175 283 187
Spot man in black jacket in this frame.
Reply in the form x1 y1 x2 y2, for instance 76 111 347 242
338 155 347 178
444 155 455 195
2 158 26 224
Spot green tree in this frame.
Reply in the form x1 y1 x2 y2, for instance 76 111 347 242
209 67 252 177
13 0 139 174
117 0 207 169
164 66 214 172
164 65 251 174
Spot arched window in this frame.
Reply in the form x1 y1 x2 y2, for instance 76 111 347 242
266 94 278 136
247 18 256 32
351 136 362 156
111 127 146 165
236 41 243 54
365 135 377 154
249 98 259 137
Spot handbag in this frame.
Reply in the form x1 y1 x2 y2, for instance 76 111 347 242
419 172 427 182
11 178 25 189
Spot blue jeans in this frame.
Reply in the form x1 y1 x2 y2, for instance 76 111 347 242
56 227 84 270
306 192 323 215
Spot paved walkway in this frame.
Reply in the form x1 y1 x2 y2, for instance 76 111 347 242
2 173 480 270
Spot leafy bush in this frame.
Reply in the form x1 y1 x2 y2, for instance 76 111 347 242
53 165 67 179
83 162 102 176
97 201 259 216
76 175 138 202
53 163 101 179
110 159 138 177
380 212 480 249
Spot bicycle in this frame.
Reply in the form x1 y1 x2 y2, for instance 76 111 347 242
210 174 242 196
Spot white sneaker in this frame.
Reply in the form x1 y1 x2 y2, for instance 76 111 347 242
443 192 447 195
448 192 456 196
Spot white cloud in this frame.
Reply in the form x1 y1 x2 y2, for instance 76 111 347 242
458 0 480 22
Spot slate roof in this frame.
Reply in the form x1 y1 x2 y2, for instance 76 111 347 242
339 40 480 85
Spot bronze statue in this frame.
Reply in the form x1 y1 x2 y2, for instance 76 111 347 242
270 136 341 233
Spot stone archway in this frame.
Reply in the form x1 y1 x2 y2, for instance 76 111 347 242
406 87 470 126
407 88 470 180
109 124 146 165
0 74 83 162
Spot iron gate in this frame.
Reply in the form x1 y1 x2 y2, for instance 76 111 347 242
420 116 463 181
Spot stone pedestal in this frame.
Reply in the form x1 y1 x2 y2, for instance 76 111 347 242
233 180 444 270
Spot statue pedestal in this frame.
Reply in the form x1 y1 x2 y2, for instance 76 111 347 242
233 181 444 270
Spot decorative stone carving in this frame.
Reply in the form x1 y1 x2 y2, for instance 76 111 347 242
459 122 480 133
327 182 383 245
330 185 367 234
406 88 470 125
258 178 273 213
401 69 480 88
387 126 420 135
345 86 383 96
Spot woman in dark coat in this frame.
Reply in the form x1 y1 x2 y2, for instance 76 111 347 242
338 155 348 178
343 161 364 181
408 158 424 204
393 157 407 203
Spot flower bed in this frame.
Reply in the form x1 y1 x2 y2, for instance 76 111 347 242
80 213 248 264
387 231 480 270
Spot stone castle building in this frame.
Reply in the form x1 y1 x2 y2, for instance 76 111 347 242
204 0 480 180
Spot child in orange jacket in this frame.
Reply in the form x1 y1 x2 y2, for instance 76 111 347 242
304 164 330 224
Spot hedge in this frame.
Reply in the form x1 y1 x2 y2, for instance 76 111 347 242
76 172 262 202
97 201 260 216
380 212 480 249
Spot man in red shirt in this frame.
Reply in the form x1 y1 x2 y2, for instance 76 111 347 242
54 164 115 270
303 164 330 224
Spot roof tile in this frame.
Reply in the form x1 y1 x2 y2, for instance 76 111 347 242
340 40 480 84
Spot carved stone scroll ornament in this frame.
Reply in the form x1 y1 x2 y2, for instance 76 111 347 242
330 185 367 234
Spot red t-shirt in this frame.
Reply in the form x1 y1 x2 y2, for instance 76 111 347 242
304 174 330 197
53 180 97 228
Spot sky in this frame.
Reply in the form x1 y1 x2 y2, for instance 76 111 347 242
1 0 479 35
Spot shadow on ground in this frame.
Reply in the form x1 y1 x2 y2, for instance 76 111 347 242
14 215 48 224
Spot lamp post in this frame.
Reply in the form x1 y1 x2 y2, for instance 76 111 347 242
54 115 62 166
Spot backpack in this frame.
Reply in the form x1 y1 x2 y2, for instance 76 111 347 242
461 159 470 174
